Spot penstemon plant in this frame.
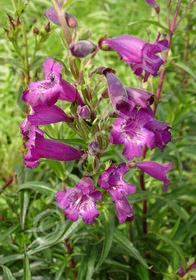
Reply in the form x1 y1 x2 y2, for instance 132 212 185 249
1 0 196 279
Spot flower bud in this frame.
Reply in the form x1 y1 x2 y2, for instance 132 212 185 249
44 7 60 25
77 105 91 119
65 12 78 29
88 141 99 156
33 27 39 34
144 0 160 13
69 40 97 58
44 22 50 33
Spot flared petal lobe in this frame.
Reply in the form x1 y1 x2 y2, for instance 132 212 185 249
56 177 101 224
114 196 134 223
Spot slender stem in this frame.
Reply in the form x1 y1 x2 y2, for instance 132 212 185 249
0 175 14 194
21 21 30 85
174 0 196 31
51 0 72 45
177 261 196 279
65 239 77 279
140 0 182 237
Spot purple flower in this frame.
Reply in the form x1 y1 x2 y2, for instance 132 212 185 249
110 109 155 160
114 196 134 223
69 40 97 58
135 161 174 191
23 126 84 169
28 102 73 125
100 33 168 82
20 118 31 140
56 177 101 224
22 58 84 107
145 0 160 13
98 163 136 201
44 7 60 25
144 119 171 151
77 105 91 119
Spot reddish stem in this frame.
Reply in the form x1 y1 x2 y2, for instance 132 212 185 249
177 261 196 279
65 239 78 278
0 175 14 194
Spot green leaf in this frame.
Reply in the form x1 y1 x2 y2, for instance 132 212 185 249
128 20 170 32
175 62 196 81
24 247 32 280
0 254 24 265
19 190 30 230
18 181 56 196
15 4 26 15
154 233 186 271
0 265 16 280
16 85 25 112
45 160 66 180
0 224 20 242
113 230 148 268
167 142 183 183
86 246 98 280
96 208 114 270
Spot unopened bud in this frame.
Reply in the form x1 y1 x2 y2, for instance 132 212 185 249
88 141 99 156
15 16 21 26
101 88 109 99
65 13 78 29
77 105 91 119
144 0 160 14
69 40 97 58
33 27 39 34
77 28 92 40
44 7 60 25
44 22 50 33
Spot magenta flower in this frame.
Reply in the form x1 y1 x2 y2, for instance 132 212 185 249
56 177 101 224
110 109 155 160
114 196 134 223
135 161 174 191
98 163 136 201
23 126 84 169
28 102 73 125
22 58 84 107
44 7 60 25
125 87 154 110
100 33 168 81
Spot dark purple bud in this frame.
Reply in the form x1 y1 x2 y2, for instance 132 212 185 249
69 40 97 58
88 141 99 156
15 16 21 26
65 12 78 29
44 7 60 25
101 88 109 99
33 27 39 34
44 22 50 33
77 105 91 119
145 0 160 13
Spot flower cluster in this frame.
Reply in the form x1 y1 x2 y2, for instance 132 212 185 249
20 5 173 224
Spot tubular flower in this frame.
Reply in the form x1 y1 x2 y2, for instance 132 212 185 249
114 196 134 223
109 109 155 160
104 70 129 114
135 161 174 191
23 126 84 169
28 102 73 125
22 58 84 107
100 34 168 82
98 163 136 201
69 40 97 58
56 177 101 224
98 163 136 223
